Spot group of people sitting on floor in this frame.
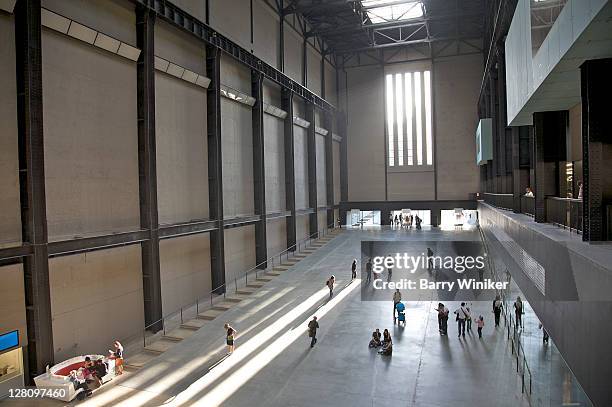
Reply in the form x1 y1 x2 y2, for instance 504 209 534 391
368 328 392 355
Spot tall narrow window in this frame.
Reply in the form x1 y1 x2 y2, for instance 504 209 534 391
404 72 413 166
395 74 404 166
414 71 423 165
386 74 394 166
385 69 433 168
424 70 433 165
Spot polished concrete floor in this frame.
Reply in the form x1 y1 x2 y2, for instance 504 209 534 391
4 227 529 407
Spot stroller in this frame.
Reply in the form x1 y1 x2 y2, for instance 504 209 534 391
395 302 406 326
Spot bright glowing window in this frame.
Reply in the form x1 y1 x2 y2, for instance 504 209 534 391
362 0 424 24
385 69 433 168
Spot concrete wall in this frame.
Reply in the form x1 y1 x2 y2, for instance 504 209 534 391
210 0 251 50
266 218 286 259
316 134 327 206
434 54 481 200
346 65 386 201
224 225 256 283
156 74 209 224
0 14 21 247
345 54 482 203
159 234 211 315
42 29 140 240
296 215 310 241
317 210 327 233
294 127 309 210
0 265 27 348
253 0 280 69
49 246 144 361
284 24 303 84
264 113 286 213
333 141 341 204
306 43 321 96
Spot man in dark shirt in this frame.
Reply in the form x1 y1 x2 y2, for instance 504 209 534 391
308 316 319 348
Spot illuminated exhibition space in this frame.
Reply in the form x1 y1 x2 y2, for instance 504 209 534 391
1 0 611 406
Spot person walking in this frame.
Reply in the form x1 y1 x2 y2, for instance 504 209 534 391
308 316 319 347
366 258 373 283
351 259 357 280
454 302 470 338
393 289 402 320
539 323 549 345
435 303 449 335
476 315 485 339
493 295 503 327
399 213 403 227
415 215 422 230
514 296 523 328
427 247 434 271
224 323 237 355
466 303 473 333
326 275 335 298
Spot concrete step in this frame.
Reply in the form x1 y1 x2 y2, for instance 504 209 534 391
247 281 265 288
212 301 235 311
273 265 291 271
236 286 259 295
181 318 208 330
144 337 181 354
197 308 226 320
256 276 274 282
163 327 196 341
225 293 251 302
293 253 308 258
124 350 159 369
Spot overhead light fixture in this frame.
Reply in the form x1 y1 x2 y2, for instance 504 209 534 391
332 133 342 142
263 103 288 119
220 84 256 107
0 0 17 13
154 56 210 89
41 8 141 62
315 126 329 136
293 116 311 128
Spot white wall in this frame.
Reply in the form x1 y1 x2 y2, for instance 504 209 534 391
49 246 144 361
0 14 21 247
224 225 256 283
42 30 140 240
159 234 211 315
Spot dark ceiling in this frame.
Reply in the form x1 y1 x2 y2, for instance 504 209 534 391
284 0 486 56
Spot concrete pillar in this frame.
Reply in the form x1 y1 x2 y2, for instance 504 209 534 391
511 126 521 212
324 111 334 228
580 58 612 241
14 0 54 381
338 111 348 224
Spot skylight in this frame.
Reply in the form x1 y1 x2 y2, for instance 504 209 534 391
362 0 424 24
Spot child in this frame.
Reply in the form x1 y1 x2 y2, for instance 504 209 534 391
476 315 484 338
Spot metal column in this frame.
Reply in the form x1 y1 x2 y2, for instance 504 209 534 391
206 45 226 291
282 89 297 249
252 71 267 267
14 0 54 382
511 126 521 213
136 6 162 330
581 58 612 241
338 111 348 225
324 111 334 228
306 103 318 237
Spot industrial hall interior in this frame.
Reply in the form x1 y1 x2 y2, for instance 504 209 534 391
1 0 612 406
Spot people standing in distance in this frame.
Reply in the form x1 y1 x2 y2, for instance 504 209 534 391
351 259 357 280
434 303 449 335
454 302 470 338
514 296 523 328
326 275 336 298
492 295 503 327
366 258 373 283
393 289 402 320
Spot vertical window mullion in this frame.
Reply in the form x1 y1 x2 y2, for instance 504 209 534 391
385 74 394 167
414 71 423 165
395 73 404 166
405 72 413 166
424 70 433 166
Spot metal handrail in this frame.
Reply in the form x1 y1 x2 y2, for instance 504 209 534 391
139 223 339 346
478 226 532 398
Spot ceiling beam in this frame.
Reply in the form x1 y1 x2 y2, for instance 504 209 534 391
309 10 482 37
334 34 481 54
